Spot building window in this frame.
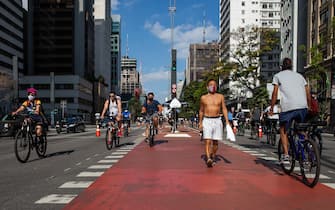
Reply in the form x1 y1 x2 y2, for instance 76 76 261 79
241 10 245 15
242 1 245 6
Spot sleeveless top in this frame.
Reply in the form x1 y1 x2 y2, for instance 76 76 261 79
108 99 118 116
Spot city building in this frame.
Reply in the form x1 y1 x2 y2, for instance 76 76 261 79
111 15 121 93
25 0 96 120
306 0 334 128
120 56 141 102
281 0 308 73
94 0 112 91
186 42 219 85
219 0 281 97
0 0 24 114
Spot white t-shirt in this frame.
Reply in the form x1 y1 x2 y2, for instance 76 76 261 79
272 70 308 112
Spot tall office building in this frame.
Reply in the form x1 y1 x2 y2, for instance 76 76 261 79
94 0 111 91
219 0 281 96
186 42 219 85
121 56 141 101
111 15 121 93
0 0 24 114
24 0 95 120
281 0 307 73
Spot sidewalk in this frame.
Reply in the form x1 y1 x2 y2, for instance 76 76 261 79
64 127 335 210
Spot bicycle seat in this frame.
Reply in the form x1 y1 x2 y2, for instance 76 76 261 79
294 123 311 131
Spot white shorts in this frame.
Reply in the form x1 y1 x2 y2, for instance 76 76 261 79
202 117 223 141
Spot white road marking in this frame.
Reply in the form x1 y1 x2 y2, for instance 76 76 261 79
244 150 261 154
328 170 335 174
35 194 77 204
76 162 81 166
304 174 331 179
94 154 99 157
105 155 124 159
112 152 128 155
59 181 94 189
164 133 191 138
261 157 278 161
76 172 104 177
98 159 119 163
117 149 132 152
64 168 71 172
86 157 91 161
251 153 267 157
323 183 335 189
88 165 113 169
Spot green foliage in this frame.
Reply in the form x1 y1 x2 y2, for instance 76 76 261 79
128 97 142 120
181 81 207 113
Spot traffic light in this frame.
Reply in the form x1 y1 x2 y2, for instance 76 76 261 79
171 49 176 71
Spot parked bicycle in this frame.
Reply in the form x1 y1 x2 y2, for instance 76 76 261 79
14 114 47 163
277 121 321 188
104 116 120 150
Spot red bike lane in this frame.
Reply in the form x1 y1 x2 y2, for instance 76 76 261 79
63 127 335 210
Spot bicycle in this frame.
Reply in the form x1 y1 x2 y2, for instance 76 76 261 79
307 120 326 156
104 116 120 150
277 121 321 187
237 119 245 136
145 114 157 147
265 118 278 146
14 114 47 163
123 119 130 137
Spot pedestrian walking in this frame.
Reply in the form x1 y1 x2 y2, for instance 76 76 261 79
199 79 230 167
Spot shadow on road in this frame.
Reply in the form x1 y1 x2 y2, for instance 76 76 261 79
28 150 75 163
200 154 232 165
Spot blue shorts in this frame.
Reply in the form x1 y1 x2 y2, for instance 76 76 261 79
279 108 307 131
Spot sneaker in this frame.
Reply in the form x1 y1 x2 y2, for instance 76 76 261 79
145 138 149 143
206 158 213 168
280 154 290 165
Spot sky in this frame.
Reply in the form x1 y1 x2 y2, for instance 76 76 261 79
112 0 220 102
22 0 220 103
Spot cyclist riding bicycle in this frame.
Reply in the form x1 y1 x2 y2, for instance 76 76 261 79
269 58 311 164
12 87 44 137
141 92 162 142
122 109 131 131
263 102 280 130
100 91 122 138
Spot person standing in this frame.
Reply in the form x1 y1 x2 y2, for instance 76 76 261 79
269 58 311 164
199 79 230 167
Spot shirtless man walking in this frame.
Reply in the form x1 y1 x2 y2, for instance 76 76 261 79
199 79 230 167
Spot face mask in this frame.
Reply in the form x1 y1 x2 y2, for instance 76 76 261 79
207 85 216 93
148 98 153 101
28 95 35 101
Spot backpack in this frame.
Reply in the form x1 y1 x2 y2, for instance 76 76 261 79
310 98 319 115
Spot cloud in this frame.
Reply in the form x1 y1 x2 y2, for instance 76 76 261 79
111 0 120 10
144 21 219 59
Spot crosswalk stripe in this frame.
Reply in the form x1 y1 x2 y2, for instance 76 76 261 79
323 183 335 189
105 155 124 158
35 194 77 204
76 172 104 177
98 159 119 163
261 157 278 161
59 181 93 188
112 152 128 155
88 165 113 169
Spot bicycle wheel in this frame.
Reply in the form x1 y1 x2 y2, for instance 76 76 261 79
310 133 322 156
300 139 320 188
278 138 295 174
14 129 31 163
105 129 113 150
270 128 276 146
35 134 47 158
149 125 154 147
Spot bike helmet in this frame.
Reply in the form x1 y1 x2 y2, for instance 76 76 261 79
27 87 37 94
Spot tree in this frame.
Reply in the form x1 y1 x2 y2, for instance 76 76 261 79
181 81 207 114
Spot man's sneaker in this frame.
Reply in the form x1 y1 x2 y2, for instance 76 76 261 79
206 158 213 168
280 154 290 165
145 138 149 143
